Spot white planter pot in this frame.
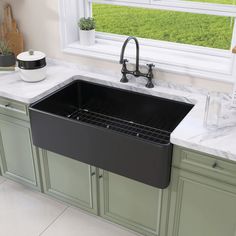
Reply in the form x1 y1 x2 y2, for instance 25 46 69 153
79 29 95 46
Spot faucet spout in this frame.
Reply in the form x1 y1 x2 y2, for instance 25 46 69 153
120 36 140 72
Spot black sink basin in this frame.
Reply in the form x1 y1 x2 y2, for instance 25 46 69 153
29 78 193 188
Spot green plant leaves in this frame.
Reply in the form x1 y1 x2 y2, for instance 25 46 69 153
0 40 12 55
78 17 96 31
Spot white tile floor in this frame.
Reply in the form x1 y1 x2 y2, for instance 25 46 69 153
0 176 139 236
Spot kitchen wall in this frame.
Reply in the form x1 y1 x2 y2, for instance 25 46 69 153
0 1 4 21
0 0 233 93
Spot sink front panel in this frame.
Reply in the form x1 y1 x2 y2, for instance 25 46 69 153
30 108 172 188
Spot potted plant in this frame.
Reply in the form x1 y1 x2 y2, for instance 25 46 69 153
78 17 96 46
0 40 16 67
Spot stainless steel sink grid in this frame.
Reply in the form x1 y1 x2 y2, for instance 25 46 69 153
67 108 171 145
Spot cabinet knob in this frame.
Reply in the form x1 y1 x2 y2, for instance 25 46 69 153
212 162 224 170
212 162 218 168
91 172 96 177
99 175 103 179
5 104 11 108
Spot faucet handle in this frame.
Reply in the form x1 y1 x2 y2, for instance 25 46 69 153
120 59 129 83
147 63 155 69
145 63 155 89
120 59 129 65
123 59 129 64
121 59 129 71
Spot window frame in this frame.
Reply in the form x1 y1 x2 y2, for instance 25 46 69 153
90 0 236 17
59 0 236 83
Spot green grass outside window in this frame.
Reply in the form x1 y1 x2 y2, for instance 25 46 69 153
93 4 234 49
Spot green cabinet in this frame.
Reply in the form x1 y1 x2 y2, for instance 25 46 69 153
168 147 236 236
98 169 169 236
168 168 236 236
39 150 98 214
39 151 168 236
2 94 236 236
0 114 41 190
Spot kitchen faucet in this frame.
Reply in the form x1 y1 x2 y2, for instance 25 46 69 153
119 36 155 88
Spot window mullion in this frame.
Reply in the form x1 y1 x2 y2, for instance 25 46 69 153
84 0 91 17
231 18 236 50
230 18 236 78
78 0 85 18
231 53 236 82
78 0 92 18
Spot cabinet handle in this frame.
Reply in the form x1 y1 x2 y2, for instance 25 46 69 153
212 162 224 170
5 104 11 108
91 172 96 177
212 162 218 168
99 175 103 179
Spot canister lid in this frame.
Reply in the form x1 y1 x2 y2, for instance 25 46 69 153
17 50 46 62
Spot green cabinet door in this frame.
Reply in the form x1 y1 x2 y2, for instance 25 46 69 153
168 168 236 236
39 150 98 214
0 114 40 190
99 170 170 236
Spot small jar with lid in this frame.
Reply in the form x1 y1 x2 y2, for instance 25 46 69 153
17 50 46 82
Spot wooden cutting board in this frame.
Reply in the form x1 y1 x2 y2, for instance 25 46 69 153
0 4 24 56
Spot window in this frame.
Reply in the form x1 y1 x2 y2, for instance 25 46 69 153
59 0 236 83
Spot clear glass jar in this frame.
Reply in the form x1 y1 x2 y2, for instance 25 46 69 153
204 91 222 129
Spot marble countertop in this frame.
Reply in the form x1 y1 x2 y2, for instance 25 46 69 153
0 59 236 163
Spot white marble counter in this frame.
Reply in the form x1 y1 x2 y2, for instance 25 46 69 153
0 59 236 163
171 94 236 161
0 60 80 103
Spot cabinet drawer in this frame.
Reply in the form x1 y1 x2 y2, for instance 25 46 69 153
173 146 236 185
0 97 28 120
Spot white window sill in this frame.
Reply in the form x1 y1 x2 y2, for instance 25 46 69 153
62 35 234 84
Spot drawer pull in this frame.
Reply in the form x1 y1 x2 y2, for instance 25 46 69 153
91 172 96 177
99 175 103 179
212 162 224 170
5 104 11 108
212 162 217 168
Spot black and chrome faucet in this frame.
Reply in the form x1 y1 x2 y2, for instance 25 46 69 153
119 36 155 88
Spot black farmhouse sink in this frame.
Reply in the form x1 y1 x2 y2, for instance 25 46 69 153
29 78 193 188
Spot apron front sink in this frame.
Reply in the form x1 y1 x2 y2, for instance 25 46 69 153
29 77 193 188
